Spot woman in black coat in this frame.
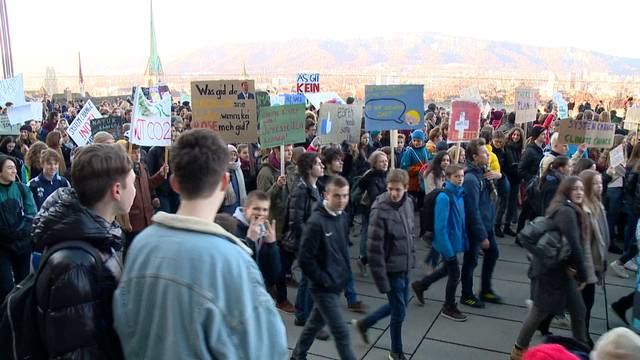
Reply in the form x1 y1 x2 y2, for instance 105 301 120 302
538 155 571 216
511 176 590 359
502 127 524 235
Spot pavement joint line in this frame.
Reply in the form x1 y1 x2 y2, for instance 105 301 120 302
422 336 511 355
410 302 445 359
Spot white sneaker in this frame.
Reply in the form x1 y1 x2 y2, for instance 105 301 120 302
610 260 631 279
525 299 533 313
624 260 638 272
551 313 570 329
356 259 368 277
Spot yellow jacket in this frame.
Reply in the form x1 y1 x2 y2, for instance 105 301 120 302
485 144 501 172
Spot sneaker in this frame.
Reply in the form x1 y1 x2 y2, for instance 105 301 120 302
551 313 570 329
461 295 485 308
276 300 295 314
480 291 504 304
441 305 468 322
356 258 368 277
495 225 504 238
503 226 517 237
411 281 425 305
388 352 407 360
347 301 368 313
352 319 369 344
624 260 638 272
315 329 330 341
611 300 630 325
525 299 533 313
610 260 630 279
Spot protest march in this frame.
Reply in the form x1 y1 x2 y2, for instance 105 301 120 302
1 1 640 360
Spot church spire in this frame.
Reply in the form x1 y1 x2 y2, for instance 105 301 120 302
144 0 163 86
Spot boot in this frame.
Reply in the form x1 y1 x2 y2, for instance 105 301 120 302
503 224 517 237
510 345 526 360
495 224 504 237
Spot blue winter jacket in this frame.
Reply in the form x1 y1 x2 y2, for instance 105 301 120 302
463 162 496 245
433 181 468 260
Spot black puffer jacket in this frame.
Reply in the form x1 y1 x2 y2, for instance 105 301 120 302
33 188 124 360
281 179 322 253
518 143 544 183
358 169 387 206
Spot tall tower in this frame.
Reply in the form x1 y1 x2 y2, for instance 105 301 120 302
144 0 163 86
0 0 14 79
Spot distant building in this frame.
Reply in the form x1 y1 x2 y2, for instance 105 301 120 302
144 0 164 87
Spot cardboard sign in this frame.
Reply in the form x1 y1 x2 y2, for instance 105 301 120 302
515 87 537 124
449 100 481 142
0 115 20 135
296 73 320 93
91 116 124 139
557 119 616 147
364 85 424 131
609 144 625 168
0 74 25 106
67 99 102 146
258 104 306 148
318 103 363 145
191 80 258 143
130 86 172 147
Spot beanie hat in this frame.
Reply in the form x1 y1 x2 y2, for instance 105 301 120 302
411 129 426 142
524 344 579 360
20 125 32 132
435 141 449 152
530 126 545 140
370 131 381 138
591 327 640 360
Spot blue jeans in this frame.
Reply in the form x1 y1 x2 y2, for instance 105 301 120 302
361 274 409 354
605 187 624 241
359 210 370 264
620 208 639 264
344 275 358 305
295 275 314 323
461 228 499 298
291 291 356 360
495 176 511 226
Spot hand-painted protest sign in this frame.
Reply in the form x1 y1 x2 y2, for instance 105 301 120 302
318 103 363 144
296 73 320 93
449 100 481 142
0 115 20 135
553 93 569 119
305 92 344 109
67 99 102 146
91 116 124 140
364 85 424 131
191 80 258 143
130 86 172 147
625 108 640 131
557 119 616 147
131 85 171 102
258 104 306 148
7 102 42 125
0 74 25 106
609 144 625 168
515 87 537 124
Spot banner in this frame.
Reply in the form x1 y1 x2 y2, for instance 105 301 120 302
557 119 616 147
318 103 363 145
0 74 25 106
364 85 424 131
609 144 625 168
67 99 102 146
7 102 41 125
91 116 125 139
130 86 172 147
515 87 537 124
0 115 20 135
191 80 258 143
296 73 320 93
449 100 481 142
258 104 306 148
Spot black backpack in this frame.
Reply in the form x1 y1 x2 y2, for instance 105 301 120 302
0 241 103 360
420 188 454 240
516 209 570 268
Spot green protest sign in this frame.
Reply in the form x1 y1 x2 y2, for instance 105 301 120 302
258 104 305 148
90 116 124 139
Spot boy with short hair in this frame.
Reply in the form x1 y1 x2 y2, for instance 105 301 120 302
411 164 469 321
28 148 71 210
354 169 416 360
113 129 287 359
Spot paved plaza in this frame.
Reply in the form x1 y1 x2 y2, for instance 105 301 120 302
281 222 635 359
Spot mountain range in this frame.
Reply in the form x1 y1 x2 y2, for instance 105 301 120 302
165 33 640 77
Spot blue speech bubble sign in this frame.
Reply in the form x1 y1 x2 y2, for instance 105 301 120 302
364 98 407 124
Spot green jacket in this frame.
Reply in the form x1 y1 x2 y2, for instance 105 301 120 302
256 162 290 239
0 181 37 254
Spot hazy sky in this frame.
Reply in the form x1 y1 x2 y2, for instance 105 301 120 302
7 0 639 77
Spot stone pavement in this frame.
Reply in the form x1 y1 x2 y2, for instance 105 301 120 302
280 222 636 359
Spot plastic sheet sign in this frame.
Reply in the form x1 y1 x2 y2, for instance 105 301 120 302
449 100 481 143
130 86 172 147
67 99 101 146
364 85 424 131
557 119 616 147
258 104 306 148
515 87 537 124
318 103 363 144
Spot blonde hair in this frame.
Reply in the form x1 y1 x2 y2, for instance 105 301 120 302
368 150 388 167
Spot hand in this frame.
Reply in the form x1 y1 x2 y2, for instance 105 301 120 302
152 198 160 208
276 175 286 187
481 239 490 250
247 218 262 242
566 267 577 278
576 282 586 291
160 163 169 178
263 219 276 244
483 171 500 180
310 136 321 149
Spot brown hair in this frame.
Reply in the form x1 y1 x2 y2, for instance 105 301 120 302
579 169 603 217
71 144 132 207
25 141 48 170
245 190 270 206
386 168 409 186
324 175 349 191
466 138 486 160
170 129 228 200
40 148 61 166
445 163 465 177
93 131 115 144
428 127 442 141
45 130 66 174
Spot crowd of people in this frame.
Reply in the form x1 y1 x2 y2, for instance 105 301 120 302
0 95 639 359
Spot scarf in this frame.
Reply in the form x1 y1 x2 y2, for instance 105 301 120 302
268 152 281 172
225 160 247 206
